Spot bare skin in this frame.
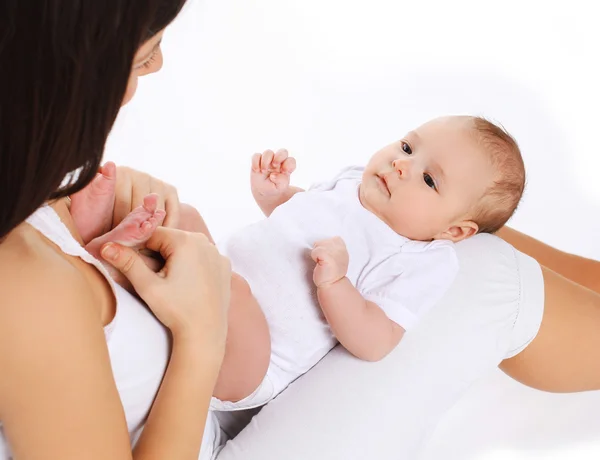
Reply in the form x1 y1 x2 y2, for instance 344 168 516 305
496 227 600 294
72 174 271 403
101 165 600 399
498 226 600 392
0 30 232 459
0 198 229 459
178 206 271 403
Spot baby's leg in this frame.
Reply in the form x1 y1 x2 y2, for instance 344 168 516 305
70 162 117 243
178 205 271 402
178 203 215 242
213 273 271 402
85 194 165 291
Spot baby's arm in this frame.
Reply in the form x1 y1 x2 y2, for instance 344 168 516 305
251 149 303 217
311 237 404 362
318 278 404 361
254 186 304 217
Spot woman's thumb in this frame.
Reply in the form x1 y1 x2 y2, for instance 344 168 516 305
101 243 154 293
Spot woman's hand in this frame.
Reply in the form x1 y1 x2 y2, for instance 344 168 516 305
113 166 181 229
100 227 231 350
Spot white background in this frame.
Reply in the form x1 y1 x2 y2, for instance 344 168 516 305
105 0 600 458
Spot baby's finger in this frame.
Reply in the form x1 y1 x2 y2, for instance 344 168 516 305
313 238 332 249
311 246 330 264
261 150 275 171
251 153 262 173
268 173 288 188
280 157 296 175
272 149 289 169
330 236 346 247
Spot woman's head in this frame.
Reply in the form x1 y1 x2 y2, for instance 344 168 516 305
0 0 186 239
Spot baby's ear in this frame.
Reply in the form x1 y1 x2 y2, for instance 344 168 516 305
435 221 478 243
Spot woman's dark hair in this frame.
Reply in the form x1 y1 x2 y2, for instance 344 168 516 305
0 0 187 239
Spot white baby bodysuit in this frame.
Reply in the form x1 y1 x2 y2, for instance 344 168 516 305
218 166 458 405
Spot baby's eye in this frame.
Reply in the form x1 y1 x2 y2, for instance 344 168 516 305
401 142 413 155
423 173 437 190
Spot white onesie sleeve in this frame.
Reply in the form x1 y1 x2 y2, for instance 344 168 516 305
358 240 459 330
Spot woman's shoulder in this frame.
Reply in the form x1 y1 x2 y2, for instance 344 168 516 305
0 227 129 456
0 223 96 333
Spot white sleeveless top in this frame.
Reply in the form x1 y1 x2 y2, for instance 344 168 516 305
0 205 219 458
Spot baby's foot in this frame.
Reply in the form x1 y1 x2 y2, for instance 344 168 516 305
70 162 117 244
85 194 166 261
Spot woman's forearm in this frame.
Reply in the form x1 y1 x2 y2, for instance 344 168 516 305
133 337 223 460
497 226 600 294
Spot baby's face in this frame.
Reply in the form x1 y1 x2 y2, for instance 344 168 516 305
360 116 495 241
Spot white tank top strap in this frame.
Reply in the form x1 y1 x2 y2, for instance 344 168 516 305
25 204 118 339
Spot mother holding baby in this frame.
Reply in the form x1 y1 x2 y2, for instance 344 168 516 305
1 1 599 459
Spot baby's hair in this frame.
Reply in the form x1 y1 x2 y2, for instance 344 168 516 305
469 116 525 234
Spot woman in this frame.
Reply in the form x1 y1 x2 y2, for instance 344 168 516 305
0 1 230 459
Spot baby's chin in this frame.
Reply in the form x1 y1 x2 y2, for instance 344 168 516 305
386 218 444 242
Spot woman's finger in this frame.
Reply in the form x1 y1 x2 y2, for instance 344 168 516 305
140 226 199 261
163 185 181 228
101 243 159 296
131 173 153 212
152 177 167 213
113 167 133 227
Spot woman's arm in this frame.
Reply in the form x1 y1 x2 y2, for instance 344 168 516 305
496 226 600 294
101 227 231 458
0 251 222 459
0 263 133 459
133 336 221 459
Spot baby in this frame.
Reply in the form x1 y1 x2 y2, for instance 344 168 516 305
73 115 525 411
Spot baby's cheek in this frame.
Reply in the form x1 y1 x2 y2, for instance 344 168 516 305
406 201 442 239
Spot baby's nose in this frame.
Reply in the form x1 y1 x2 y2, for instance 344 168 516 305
392 158 411 178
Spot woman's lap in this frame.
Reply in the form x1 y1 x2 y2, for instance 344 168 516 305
214 234 544 459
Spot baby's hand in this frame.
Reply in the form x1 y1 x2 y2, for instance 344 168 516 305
251 149 296 197
311 237 349 288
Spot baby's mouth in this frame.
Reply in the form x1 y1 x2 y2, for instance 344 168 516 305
376 173 391 197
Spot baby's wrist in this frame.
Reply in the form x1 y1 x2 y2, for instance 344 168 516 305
253 186 287 199
316 275 347 290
